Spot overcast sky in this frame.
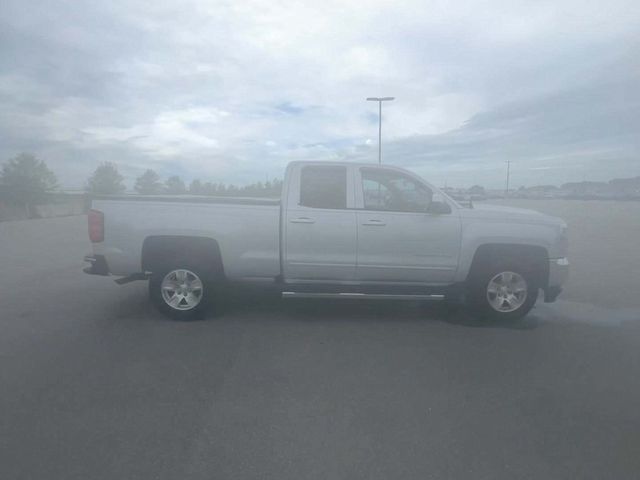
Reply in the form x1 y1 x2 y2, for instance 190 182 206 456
1 0 639 189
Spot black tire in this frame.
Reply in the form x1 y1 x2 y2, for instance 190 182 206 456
466 261 540 321
149 264 215 321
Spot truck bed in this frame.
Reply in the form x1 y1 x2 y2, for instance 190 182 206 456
91 196 281 280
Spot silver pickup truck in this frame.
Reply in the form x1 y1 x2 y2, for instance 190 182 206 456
84 161 568 321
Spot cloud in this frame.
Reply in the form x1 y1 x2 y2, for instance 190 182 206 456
0 0 639 188
363 61 640 187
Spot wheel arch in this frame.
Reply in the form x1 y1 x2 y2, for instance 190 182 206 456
467 243 549 287
141 235 225 280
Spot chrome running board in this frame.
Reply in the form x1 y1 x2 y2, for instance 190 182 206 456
281 292 444 301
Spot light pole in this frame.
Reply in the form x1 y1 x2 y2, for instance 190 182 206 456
366 97 394 164
505 160 511 198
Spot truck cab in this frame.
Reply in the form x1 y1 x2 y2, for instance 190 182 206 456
281 162 461 285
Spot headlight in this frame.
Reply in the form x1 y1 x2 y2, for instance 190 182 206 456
557 225 568 257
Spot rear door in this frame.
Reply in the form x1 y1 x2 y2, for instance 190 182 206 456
283 164 357 282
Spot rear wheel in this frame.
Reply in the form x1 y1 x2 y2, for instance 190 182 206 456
467 262 539 321
149 266 212 320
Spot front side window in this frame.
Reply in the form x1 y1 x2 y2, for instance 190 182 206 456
300 165 347 209
361 168 433 213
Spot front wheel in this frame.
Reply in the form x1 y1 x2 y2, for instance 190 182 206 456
149 266 211 320
467 264 539 321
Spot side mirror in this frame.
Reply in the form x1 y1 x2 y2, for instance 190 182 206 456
427 200 452 215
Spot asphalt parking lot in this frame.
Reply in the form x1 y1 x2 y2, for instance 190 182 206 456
1 206 639 480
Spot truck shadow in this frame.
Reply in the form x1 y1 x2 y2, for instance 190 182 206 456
220 290 540 330
104 285 540 330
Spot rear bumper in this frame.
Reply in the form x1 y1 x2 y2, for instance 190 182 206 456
544 257 569 302
83 255 110 276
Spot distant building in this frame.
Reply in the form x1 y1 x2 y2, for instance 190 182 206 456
608 176 640 198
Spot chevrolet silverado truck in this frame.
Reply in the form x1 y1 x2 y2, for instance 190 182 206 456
84 161 568 321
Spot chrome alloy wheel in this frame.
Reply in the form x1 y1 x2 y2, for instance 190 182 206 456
486 271 528 313
160 269 204 311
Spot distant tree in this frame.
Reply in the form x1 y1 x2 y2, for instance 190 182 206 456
270 178 283 195
165 175 186 194
186 178 283 198
468 185 486 195
134 169 162 194
0 153 57 212
242 181 263 196
265 178 283 197
86 162 125 194
202 182 217 195
189 179 203 194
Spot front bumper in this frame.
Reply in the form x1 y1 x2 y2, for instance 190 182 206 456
83 255 110 276
544 257 569 302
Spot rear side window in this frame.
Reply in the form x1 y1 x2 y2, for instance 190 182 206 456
299 165 347 209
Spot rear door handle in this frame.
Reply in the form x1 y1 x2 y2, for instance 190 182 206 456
290 217 316 224
362 219 386 226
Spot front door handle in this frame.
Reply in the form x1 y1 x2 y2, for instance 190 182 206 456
362 219 386 226
290 217 316 224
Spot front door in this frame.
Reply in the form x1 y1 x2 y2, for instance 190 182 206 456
355 167 461 284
